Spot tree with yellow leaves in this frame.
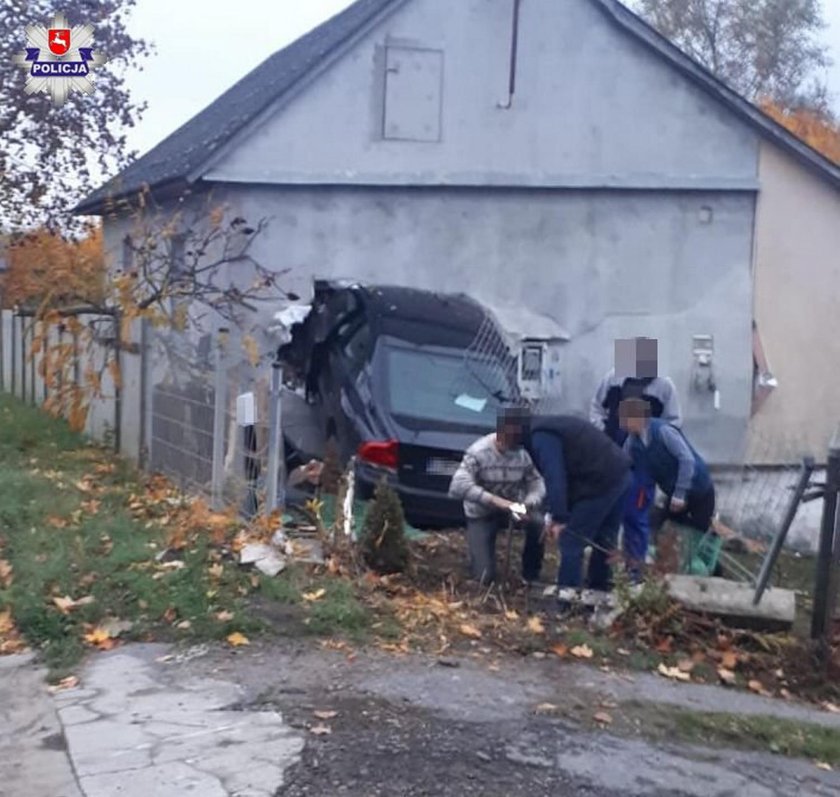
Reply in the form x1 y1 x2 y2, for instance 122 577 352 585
761 100 840 165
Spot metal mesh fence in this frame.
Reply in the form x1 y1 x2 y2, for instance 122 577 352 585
713 432 820 550
146 328 274 518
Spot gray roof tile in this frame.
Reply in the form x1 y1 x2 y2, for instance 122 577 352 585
75 0 400 214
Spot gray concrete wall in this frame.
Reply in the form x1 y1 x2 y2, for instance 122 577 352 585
230 183 755 464
205 0 759 189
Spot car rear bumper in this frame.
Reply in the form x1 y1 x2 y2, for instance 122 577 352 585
354 461 465 529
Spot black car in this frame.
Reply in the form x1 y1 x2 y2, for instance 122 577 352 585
277 280 519 527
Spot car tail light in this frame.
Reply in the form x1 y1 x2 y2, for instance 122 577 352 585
357 440 399 470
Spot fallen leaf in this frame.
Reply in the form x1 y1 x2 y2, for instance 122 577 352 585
747 679 766 695
504 610 520 621
215 610 234 622
83 627 110 645
310 724 332 736
208 563 224 579
226 632 250 647
0 610 16 637
176 620 192 630
717 667 737 686
551 643 568 658
313 710 338 720
676 659 695 674
162 607 177 623
593 711 613 726
658 663 691 682
822 701 840 714
459 623 483 639
0 559 13 587
720 651 738 670
616 648 631 657
46 515 68 529
534 702 561 715
654 638 673 654
527 616 546 635
302 588 327 603
52 595 95 614
816 761 833 772
780 688 792 700
47 676 80 694
571 644 594 659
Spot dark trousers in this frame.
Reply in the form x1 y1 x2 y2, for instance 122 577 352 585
466 513 544 585
558 472 632 591
622 469 656 570
668 486 716 533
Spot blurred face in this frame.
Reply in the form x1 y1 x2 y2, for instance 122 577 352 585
619 410 646 436
497 420 525 451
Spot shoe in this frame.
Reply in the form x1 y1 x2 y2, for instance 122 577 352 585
556 587 582 617
581 589 616 609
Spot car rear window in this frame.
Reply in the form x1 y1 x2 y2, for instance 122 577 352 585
385 346 513 426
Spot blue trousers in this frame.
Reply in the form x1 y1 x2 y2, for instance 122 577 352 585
558 473 632 590
623 469 656 570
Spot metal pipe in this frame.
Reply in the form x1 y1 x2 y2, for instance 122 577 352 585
812 432 840 643
498 0 522 109
265 361 286 515
210 327 229 510
753 457 815 605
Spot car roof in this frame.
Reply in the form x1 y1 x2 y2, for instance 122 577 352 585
340 283 497 350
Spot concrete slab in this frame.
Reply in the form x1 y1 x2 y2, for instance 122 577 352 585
667 575 796 631
55 644 304 796
0 653 82 797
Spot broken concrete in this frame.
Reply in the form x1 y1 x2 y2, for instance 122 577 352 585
667 575 796 631
54 644 304 796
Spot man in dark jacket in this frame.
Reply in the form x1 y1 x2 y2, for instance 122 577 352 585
525 414 632 601
619 399 716 534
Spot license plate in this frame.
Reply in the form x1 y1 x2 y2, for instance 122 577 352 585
426 458 460 477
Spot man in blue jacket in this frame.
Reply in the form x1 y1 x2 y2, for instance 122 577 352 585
590 338 682 578
619 398 716 534
525 414 632 605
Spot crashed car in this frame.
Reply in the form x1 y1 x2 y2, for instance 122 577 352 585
277 280 520 527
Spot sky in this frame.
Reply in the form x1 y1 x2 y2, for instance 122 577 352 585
124 0 840 160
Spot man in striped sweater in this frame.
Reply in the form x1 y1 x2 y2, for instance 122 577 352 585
449 408 546 586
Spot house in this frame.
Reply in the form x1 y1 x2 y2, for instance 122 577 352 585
76 0 840 468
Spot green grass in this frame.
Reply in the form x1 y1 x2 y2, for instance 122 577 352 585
0 395 372 678
651 705 840 764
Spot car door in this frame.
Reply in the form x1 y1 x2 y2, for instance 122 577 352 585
322 318 374 461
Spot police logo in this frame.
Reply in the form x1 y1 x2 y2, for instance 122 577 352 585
13 13 107 106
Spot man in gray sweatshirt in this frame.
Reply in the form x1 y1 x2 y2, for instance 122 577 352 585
449 407 546 585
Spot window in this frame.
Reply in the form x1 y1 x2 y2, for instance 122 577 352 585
168 233 186 279
385 346 510 427
752 321 777 415
382 46 444 142
121 235 134 271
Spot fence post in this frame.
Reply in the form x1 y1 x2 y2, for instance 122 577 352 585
42 321 49 405
113 313 122 454
138 319 148 468
20 315 26 402
0 308 5 393
10 311 16 397
29 320 35 405
811 429 840 651
210 327 229 511
265 361 286 516
57 324 65 411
